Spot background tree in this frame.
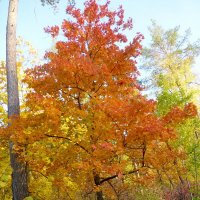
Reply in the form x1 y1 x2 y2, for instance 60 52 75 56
142 21 200 114
141 22 200 198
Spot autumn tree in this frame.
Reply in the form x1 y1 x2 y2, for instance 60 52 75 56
6 1 195 200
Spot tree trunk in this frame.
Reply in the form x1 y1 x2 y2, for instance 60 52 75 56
6 0 29 199
94 174 104 200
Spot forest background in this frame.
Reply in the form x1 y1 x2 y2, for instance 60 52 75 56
0 0 200 200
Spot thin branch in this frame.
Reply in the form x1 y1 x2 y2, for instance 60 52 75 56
30 169 48 179
188 81 200 86
142 141 146 167
94 83 104 94
107 180 120 200
44 134 91 154
100 169 140 184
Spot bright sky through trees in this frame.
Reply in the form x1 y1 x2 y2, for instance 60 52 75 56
1 0 200 75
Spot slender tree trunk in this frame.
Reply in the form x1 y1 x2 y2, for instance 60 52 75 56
6 0 29 199
94 173 104 200
194 131 199 197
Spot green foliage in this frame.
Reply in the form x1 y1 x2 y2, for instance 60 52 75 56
157 90 192 116
142 21 200 197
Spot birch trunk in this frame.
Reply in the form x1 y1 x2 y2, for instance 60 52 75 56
6 0 29 199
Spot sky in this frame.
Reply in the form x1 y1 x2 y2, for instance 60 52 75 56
1 0 200 75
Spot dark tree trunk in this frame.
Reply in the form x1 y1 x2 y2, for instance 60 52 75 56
94 173 104 200
6 0 29 199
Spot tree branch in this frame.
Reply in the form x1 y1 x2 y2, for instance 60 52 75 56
44 134 91 154
100 169 140 184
